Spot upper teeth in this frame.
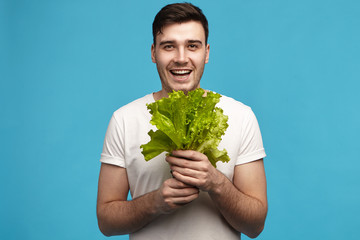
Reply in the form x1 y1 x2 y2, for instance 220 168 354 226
172 70 191 74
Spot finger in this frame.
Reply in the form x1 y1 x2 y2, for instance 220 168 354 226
166 177 195 189
172 170 201 188
169 186 199 197
167 156 210 174
171 192 199 205
171 165 202 178
166 155 201 169
171 150 206 161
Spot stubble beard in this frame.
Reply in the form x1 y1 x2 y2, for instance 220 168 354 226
159 67 204 96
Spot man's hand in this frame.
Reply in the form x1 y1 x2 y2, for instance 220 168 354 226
155 177 199 214
165 150 226 193
166 150 267 238
97 163 199 236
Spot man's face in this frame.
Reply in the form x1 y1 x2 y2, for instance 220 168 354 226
151 21 210 97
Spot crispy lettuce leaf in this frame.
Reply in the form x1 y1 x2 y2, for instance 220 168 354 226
140 88 230 167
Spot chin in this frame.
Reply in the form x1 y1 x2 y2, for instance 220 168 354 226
173 85 200 94
173 88 190 95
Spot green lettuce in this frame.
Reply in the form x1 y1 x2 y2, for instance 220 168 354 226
140 88 230 167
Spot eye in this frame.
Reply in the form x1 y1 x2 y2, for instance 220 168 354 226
163 45 174 50
188 44 199 50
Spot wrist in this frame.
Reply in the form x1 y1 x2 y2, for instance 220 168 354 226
209 171 229 196
148 189 164 216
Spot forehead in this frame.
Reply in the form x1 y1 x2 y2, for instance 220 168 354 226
156 21 206 44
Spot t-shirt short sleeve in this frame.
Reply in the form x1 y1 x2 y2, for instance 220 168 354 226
100 114 126 168
236 108 266 165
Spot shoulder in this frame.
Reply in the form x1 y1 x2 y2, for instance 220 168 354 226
113 93 154 121
217 93 253 116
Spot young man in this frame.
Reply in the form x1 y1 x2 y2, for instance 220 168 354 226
97 3 267 239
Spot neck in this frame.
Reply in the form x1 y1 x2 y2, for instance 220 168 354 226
153 90 168 101
153 88 207 101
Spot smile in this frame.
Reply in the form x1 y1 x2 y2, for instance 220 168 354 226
170 69 192 76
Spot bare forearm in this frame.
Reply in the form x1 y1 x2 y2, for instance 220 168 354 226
97 177 199 236
208 175 267 238
97 190 159 236
167 151 268 238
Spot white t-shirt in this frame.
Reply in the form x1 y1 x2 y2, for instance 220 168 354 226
100 92 266 240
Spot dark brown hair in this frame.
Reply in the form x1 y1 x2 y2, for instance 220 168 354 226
152 3 209 45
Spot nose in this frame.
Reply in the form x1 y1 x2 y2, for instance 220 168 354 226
174 47 188 64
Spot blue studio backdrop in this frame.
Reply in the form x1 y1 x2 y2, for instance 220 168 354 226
1 0 359 239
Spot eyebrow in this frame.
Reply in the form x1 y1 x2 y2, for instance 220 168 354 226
159 40 175 46
188 40 203 45
159 39 204 46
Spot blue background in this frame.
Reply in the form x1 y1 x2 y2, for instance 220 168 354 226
1 0 359 239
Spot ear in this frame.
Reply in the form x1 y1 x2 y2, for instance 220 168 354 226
151 44 156 63
205 44 210 64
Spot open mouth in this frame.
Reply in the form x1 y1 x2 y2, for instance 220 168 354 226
170 69 192 77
